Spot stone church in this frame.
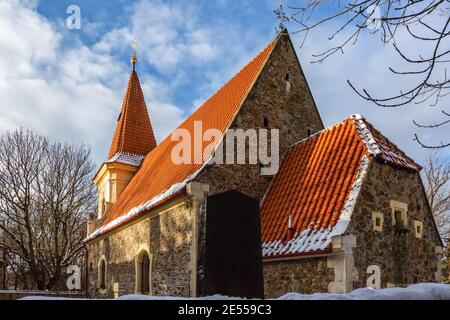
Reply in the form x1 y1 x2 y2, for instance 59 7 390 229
85 30 443 298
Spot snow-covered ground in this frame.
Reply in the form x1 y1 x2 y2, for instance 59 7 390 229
20 283 450 300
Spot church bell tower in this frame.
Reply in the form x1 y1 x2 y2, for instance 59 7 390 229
93 48 157 220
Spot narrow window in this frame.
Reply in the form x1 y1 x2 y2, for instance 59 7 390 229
136 251 151 295
140 253 150 294
101 198 106 215
285 73 291 93
307 129 312 137
263 117 269 128
99 259 106 290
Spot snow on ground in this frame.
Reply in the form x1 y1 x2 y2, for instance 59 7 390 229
278 283 450 300
20 283 450 300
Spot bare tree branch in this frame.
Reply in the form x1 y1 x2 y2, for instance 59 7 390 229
0 128 96 290
280 0 450 148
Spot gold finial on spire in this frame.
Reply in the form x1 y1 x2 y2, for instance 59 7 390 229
131 39 138 70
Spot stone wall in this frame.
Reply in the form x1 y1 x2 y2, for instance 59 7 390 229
87 198 193 298
347 160 442 288
263 257 334 298
194 33 324 201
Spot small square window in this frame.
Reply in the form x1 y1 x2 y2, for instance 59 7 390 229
375 217 381 226
414 220 423 239
372 212 383 232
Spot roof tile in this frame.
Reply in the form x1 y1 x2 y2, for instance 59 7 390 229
261 114 420 258
108 71 157 159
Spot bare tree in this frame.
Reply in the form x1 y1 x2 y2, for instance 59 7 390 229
276 1 450 148
422 151 450 242
0 128 96 290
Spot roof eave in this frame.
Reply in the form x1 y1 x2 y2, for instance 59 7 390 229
84 187 187 243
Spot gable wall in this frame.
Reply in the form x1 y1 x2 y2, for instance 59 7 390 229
347 160 442 287
194 33 323 200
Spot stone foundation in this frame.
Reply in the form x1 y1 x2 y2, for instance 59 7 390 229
263 257 334 298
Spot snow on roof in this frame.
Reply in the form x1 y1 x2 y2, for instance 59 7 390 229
106 152 145 167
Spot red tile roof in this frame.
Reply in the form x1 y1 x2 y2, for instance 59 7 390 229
108 71 157 159
86 39 277 241
261 114 420 258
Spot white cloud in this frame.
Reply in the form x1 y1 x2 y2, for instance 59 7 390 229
0 0 186 165
96 0 221 73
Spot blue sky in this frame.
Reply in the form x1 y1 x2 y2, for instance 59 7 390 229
0 0 448 166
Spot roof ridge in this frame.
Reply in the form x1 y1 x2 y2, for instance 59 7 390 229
351 114 421 171
350 114 381 155
288 114 358 149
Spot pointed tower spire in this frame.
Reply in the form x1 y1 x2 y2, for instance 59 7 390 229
107 46 157 159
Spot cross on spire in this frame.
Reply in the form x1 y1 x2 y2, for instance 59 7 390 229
131 39 138 71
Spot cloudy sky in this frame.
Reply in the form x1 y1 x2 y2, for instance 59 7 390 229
0 0 448 167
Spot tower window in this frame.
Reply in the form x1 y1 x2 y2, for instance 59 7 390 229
307 129 312 137
263 117 269 128
285 73 290 81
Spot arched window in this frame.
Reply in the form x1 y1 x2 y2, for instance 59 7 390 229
136 250 151 295
98 257 107 291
